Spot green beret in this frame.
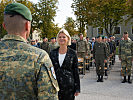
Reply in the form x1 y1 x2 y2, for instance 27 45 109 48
4 3 32 21
102 36 105 39
97 35 101 38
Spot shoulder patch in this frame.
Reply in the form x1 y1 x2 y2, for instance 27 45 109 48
50 67 56 80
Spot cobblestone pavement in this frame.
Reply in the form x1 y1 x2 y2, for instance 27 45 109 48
75 55 133 100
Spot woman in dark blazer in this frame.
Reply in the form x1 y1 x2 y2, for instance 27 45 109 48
50 29 80 100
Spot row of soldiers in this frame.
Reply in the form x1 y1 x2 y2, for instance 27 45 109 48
30 32 132 83
76 32 133 83
31 33 116 82
76 33 116 82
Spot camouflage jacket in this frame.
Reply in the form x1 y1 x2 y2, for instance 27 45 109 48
49 43 58 52
40 41 50 54
119 39 133 60
0 34 59 100
76 39 89 54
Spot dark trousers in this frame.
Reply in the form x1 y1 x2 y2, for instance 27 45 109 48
95 56 105 76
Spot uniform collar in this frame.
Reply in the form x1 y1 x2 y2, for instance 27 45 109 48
2 34 27 43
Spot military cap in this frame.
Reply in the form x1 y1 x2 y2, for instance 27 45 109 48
104 36 107 39
124 31 128 34
4 3 32 21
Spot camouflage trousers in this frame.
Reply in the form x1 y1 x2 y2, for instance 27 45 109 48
121 59 132 76
77 52 86 58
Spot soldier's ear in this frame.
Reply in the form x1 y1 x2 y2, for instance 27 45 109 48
2 22 6 30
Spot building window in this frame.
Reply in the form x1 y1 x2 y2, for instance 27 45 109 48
132 26 133 34
98 28 103 35
114 27 120 34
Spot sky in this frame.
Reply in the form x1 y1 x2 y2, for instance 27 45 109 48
30 0 76 27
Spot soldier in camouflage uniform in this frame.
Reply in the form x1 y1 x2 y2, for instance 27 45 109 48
40 37 50 54
93 36 107 82
0 3 59 99
49 37 58 52
119 32 133 83
76 33 90 74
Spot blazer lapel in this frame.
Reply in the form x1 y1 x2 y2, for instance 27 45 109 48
54 48 60 67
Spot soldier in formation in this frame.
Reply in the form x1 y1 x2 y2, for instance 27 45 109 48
40 37 50 54
93 36 107 82
119 32 133 83
49 37 58 52
0 3 59 99
76 33 90 74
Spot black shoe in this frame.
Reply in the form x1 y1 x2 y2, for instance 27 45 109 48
121 79 127 83
121 76 127 83
128 76 132 84
100 75 104 82
128 80 132 84
97 75 100 82
97 79 100 82
100 79 104 82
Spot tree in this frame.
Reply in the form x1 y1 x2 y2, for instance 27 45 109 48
126 0 133 23
72 0 129 37
33 0 58 39
64 17 78 36
72 0 86 34
0 0 12 38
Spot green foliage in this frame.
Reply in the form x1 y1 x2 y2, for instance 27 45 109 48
72 0 86 34
0 0 60 39
72 0 129 37
32 0 58 39
0 0 12 38
126 0 133 23
64 17 79 36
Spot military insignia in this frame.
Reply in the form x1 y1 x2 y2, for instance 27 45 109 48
51 67 56 80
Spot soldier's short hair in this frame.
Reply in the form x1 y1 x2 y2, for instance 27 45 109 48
4 15 27 34
51 37 55 40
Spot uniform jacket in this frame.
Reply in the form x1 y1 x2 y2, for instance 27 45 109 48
119 39 133 60
76 39 89 53
93 42 107 60
49 42 58 52
40 41 50 54
50 47 80 93
0 34 59 100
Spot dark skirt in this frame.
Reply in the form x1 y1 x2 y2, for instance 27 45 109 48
58 90 75 100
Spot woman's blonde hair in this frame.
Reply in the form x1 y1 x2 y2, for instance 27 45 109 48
56 29 71 46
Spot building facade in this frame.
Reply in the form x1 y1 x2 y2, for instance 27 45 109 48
87 16 133 40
